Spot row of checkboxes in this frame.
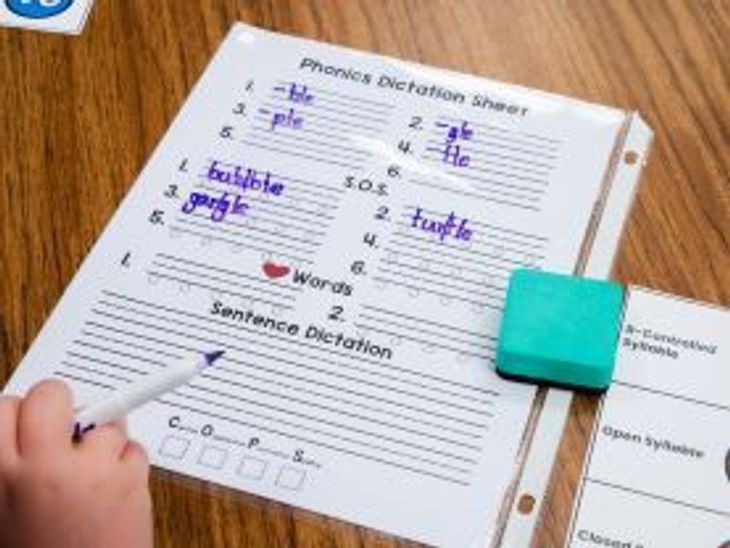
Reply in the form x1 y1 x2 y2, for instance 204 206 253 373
159 435 306 490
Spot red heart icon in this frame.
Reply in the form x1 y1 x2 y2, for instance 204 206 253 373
262 262 290 279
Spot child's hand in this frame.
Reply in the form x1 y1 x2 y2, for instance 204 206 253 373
0 380 153 548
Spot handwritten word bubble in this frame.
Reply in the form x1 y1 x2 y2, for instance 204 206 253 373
207 161 284 196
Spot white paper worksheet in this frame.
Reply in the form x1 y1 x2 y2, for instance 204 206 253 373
568 289 730 548
6 24 641 547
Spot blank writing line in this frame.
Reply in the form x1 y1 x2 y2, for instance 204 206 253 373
70 343 163 370
55 371 114 391
156 253 301 293
376 267 505 305
239 139 365 171
387 237 531 271
381 253 511 284
176 216 321 257
195 375 482 452
80 330 183 361
247 122 374 160
383 248 516 283
171 389 473 471
159 398 469 486
55 360 474 485
406 178 540 211
91 304 493 413
63 361 133 384
355 322 494 361
143 271 295 310
393 222 545 259
169 226 311 266
373 277 503 311
612 381 730 412
102 290 496 399
208 365 482 438
358 314 496 352
151 262 296 302
65 337 482 462
252 115 368 150
585 478 730 518
361 305 498 343
81 321 485 432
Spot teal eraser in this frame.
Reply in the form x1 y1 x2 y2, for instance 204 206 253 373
496 269 624 391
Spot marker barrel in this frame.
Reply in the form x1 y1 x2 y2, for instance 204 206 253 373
74 355 204 433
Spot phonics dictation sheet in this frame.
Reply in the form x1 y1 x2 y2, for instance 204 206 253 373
6 24 635 546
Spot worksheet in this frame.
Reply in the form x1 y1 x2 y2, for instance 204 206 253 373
5 24 640 546
568 289 730 548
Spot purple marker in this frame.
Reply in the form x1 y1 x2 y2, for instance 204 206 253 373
73 350 225 439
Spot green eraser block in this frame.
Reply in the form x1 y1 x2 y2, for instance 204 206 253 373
496 269 624 391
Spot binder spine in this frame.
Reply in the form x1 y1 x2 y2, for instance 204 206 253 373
493 113 654 548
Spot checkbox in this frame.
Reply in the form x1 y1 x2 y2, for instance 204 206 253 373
276 466 306 490
198 446 228 469
237 456 268 480
159 436 190 459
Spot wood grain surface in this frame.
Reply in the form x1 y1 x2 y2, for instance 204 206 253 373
1 1 727 546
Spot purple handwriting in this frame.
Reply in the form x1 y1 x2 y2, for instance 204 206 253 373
435 120 473 167
282 83 314 105
271 107 303 130
207 161 284 196
446 121 473 143
181 191 249 222
267 83 314 130
411 207 472 242
442 144 470 167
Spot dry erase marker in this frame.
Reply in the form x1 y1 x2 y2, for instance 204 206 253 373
73 350 225 439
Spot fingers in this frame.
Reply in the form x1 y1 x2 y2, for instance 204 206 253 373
79 421 129 460
17 380 74 457
120 440 150 491
121 440 149 474
0 395 21 466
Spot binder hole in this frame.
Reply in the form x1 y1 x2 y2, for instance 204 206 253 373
517 493 535 514
624 150 639 165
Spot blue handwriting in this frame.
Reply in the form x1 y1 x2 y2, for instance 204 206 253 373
181 191 249 222
435 120 473 167
268 83 314 130
207 161 285 196
411 207 473 242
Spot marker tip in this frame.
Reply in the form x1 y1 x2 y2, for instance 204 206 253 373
203 350 225 366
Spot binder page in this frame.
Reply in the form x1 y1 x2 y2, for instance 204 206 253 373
5 24 630 546
568 289 729 547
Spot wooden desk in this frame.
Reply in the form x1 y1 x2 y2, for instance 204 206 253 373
1 1 727 546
